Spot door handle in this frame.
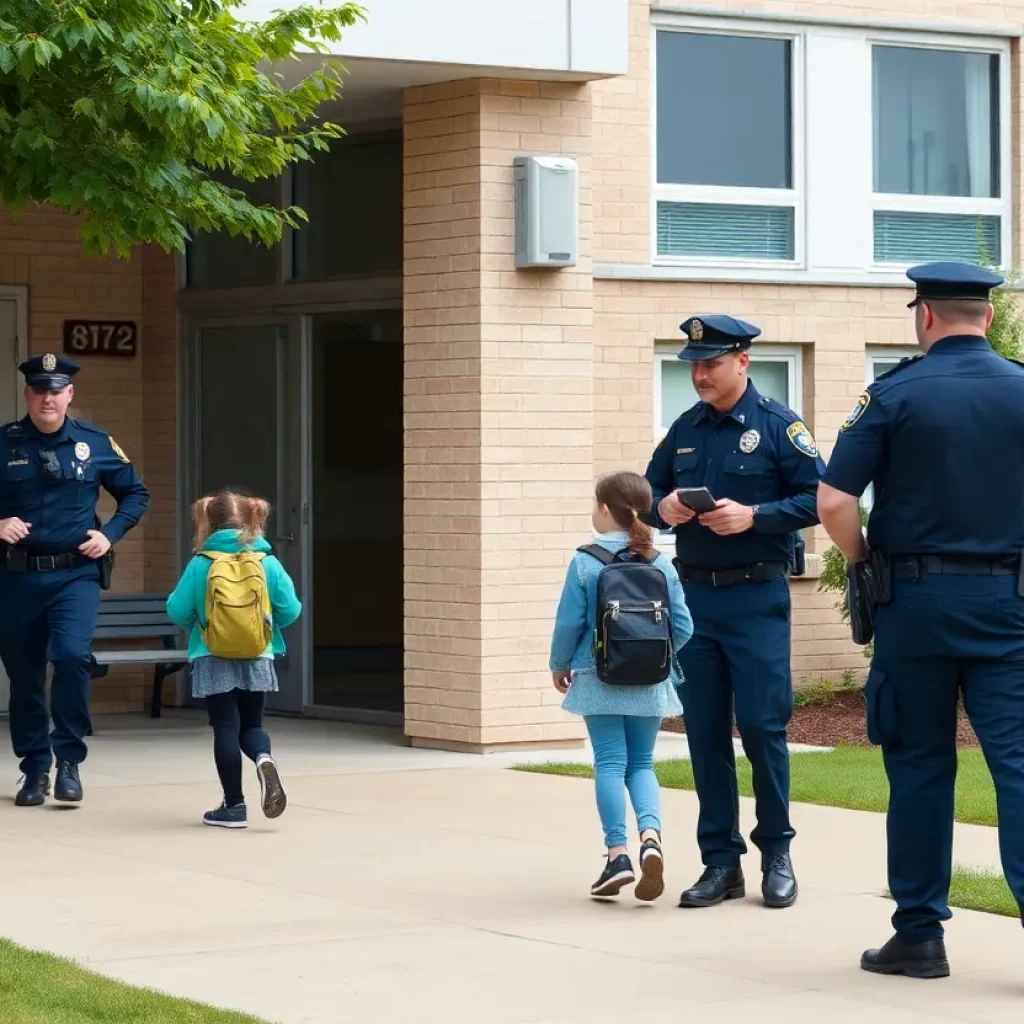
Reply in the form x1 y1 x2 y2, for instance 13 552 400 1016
276 534 295 543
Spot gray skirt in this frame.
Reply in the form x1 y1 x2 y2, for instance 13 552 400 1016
191 656 279 699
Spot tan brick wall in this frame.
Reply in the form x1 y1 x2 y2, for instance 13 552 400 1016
590 0 1024 685
0 206 173 712
404 79 593 749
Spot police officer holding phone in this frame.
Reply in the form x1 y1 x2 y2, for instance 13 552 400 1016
820 262 1024 979
0 354 148 807
645 315 824 910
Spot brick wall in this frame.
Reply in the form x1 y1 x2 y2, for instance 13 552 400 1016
0 205 174 711
403 79 593 749
589 0 1024 685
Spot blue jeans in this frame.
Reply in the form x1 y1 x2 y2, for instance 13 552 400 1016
584 715 663 848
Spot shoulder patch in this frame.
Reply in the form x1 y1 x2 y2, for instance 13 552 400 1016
841 391 871 431
109 436 130 463
876 354 923 381
785 420 819 458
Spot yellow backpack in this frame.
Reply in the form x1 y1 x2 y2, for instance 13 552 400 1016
200 551 273 659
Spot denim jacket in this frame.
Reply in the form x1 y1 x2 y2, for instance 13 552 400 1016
549 532 693 685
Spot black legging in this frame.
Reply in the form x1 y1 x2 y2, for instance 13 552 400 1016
205 689 271 806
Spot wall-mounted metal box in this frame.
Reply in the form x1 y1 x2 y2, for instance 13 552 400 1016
514 155 579 268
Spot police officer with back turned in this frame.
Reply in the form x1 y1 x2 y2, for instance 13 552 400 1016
820 261 1024 979
646 315 824 911
0 354 148 807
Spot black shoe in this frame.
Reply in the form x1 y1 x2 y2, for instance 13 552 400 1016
861 934 950 979
590 854 635 898
635 836 665 902
54 761 82 803
678 866 745 908
15 772 51 807
762 852 798 908
203 802 248 829
256 755 287 819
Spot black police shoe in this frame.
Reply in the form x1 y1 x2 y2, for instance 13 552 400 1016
678 866 745 908
54 761 82 803
15 772 51 807
591 854 635 898
203 802 248 829
861 934 950 979
634 836 665 902
762 852 798 908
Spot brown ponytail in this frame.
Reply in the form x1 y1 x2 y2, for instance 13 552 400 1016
191 491 272 551
595 472 657 560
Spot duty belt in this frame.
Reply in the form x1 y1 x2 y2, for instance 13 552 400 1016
674 560 788 587
890 555 1020 579
4 549 90 573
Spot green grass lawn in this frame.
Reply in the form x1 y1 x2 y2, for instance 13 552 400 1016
517 746 997 826
949 867 1020 918
0 939 271 1024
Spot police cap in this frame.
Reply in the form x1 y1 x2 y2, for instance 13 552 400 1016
906 261 1004 309
19 353 80 391
677 314 762 362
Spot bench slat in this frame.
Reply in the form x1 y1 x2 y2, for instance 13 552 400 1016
93 650 188 664
97 612 176 628
93 625 181 640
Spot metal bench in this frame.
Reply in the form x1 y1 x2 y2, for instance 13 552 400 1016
91 594 189 718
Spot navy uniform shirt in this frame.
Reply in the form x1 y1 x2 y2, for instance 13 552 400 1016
645 381 825 568
823 335 1024 558
0 416 149 554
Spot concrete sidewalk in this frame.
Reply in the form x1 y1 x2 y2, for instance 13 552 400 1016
0 713 1019 1024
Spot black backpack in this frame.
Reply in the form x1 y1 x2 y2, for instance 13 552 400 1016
577 545 674 687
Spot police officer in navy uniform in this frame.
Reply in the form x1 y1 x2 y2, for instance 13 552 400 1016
645 315 824 910
820 262 1024 979
0 354 148 806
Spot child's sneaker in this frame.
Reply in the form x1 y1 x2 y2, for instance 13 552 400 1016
256 754 287 819
203 802 248 828
590 853 635 898
635 836 665 902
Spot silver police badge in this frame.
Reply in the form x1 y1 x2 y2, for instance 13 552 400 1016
42 353 56 372
75 442 90 462
739 429 761 453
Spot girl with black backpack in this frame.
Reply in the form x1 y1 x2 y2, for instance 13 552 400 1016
550 472 693 900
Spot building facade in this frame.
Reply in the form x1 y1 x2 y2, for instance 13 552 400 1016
1 0 1019 749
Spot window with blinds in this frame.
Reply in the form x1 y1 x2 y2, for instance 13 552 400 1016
655 29 798 263
874 211 1000 264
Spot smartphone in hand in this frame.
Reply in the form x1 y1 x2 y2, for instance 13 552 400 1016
676 487 718 514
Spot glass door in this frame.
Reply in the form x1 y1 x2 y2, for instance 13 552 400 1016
184 317 309 714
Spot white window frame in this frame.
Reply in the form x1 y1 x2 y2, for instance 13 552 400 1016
648 12 1012 282
650 17 806 270
869 33 1012 271
865 345 920 385
652 343 803 444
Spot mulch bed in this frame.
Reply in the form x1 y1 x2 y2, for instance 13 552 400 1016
661 689 980 748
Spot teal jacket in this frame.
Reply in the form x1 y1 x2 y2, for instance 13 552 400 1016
166 529 302 661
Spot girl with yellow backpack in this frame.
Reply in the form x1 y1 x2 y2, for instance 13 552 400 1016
167 491 302 828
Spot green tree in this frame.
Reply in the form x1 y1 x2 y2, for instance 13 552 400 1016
819 264 1024 626
0 0 364 256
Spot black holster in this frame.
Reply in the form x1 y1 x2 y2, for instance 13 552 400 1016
847 551 890 646
789 533 806 577
98 548 114 590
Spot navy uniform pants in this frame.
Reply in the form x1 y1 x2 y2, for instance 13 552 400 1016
871 572 1024 943
0 563 100 775
678 575 795 867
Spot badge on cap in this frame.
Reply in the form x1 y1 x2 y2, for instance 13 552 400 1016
74 442 90 462
841 392 871 431
690 319 704 341
739 429 761 454
42 353 57 372
786 421 819 457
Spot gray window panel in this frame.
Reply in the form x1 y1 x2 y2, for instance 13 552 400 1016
873 46 999 199
186 174 282 289
657 31 792 189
